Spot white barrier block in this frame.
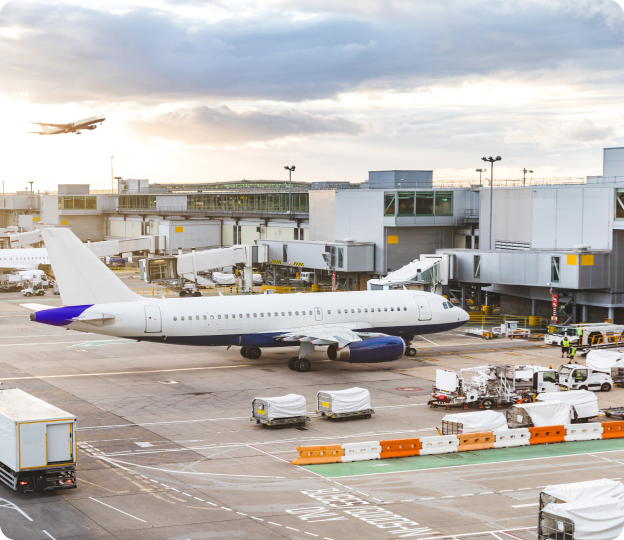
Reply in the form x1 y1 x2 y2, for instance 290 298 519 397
493 428 531 448
341 441 382 462
564 423 603 442
418 435 459 455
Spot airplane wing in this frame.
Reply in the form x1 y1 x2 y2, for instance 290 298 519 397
20 303 56 311
28 122 67 128
273 324 389 349
0 266 31 271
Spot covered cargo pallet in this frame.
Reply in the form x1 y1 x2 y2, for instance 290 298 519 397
317 387 373 420
0 389 76 492
587 350 624 387
252 394 309 427
442 410 508 434
213 272 236 285
539 497 624 540
507 402 571 428
540 479 624 510
536 390 599 421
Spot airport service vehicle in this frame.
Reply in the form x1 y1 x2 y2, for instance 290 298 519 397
21 284 45 297
544 323 624 347
0 389 76 492
585 350 624 388
252 394 309 428
28 115 106 135
429 364 557 409
316 387 374 421
558 364 612 392
29 229 469 372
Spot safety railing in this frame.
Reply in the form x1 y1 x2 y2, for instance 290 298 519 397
467 314 544 328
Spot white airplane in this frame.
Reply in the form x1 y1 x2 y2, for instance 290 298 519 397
28 115 106 135
0 248 49 272
29 229 469 371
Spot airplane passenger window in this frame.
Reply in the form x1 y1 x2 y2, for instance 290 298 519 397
391 307 394 311
351 309 354 313
309 311 312 315
210 315 214 319
189 315 192 320
246 314 250 318
295 311 299 316
403 307 407 311
239 314 243 318
338 309 341 314
196 316 199 320
260 313 263 317
288 312 292 316
225 315 229 319
181 316 185 320
364 308 368 312
267 313 270 317
173 316 177 321
384 308 387 311
280 312 283 316
218 315 221 319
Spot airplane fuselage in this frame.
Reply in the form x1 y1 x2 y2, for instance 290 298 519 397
0 248 50 271
32 290 469 347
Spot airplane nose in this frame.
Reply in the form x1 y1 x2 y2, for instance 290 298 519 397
460 308 469 322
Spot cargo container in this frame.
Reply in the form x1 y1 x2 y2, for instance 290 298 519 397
0 389 76 492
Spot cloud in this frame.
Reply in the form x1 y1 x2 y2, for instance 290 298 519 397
0 0 623 104
504 118 616 148
129 105 363 145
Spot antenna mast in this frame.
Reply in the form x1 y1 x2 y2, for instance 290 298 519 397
111 146 114 191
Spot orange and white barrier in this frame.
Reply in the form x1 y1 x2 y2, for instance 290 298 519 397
292 420 624 466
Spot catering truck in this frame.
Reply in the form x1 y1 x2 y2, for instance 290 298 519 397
0 389 76 492
544 322 624 347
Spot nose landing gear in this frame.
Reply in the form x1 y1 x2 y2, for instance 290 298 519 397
402 335 417 357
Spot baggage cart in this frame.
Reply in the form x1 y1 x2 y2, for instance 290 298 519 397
0 389 77 492
317 388 374 422
603 407 624 419
251 394 309 428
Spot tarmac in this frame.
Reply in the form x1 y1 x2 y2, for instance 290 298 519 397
0 288 622 540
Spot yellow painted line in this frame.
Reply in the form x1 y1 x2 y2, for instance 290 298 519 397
461 356 473 359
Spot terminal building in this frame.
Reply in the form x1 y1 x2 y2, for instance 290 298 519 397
3 147 624 324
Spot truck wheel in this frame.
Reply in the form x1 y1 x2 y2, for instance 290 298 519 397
481 399 495 410
287 357 297 370
579 385 588 391
601 383 612 392
37 291 44 296
193 291 201 297
295 358 312 372
240 347 248 358
25 292 31 297
179 290 187 297
247 347 262 360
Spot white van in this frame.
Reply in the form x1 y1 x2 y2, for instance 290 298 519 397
558 364 612 392
544 323 624 347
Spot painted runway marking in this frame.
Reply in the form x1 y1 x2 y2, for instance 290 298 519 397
512 503 539 508
0 498 33 521
42 531 57 540
89 497 147 522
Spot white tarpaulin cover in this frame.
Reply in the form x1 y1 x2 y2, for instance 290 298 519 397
252 273 263 285
587 350 624 372
436 369 459 392
543 479 624 504
254 394 307 420
543 497 624 540
443 410 508 433
213 272 236 285
317 387 371 413
518 402 571 426
536 390 599 419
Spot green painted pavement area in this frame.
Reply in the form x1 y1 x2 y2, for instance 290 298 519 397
300 438 624 478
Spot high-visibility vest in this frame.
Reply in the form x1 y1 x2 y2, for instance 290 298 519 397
562 338 570 347
570 347 576 356
577 327 583 336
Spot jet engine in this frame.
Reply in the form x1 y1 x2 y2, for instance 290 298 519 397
327 336 405 363
86 125 97 130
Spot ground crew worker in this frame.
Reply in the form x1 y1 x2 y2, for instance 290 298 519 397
561 336 570 358
577 326 583 346
569 346 576 361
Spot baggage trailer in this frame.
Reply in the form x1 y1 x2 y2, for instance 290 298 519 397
317 388 374 421
251 394 310 428
0 389 76 492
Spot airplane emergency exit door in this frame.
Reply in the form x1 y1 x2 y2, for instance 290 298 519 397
145 305 162 333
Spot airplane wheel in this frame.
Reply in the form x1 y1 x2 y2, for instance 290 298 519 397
247 347 262 360
179 290 187 297
240 347 248 358
407 347 417 357
287 357 297 370
193 291 201 297
295 358 311 372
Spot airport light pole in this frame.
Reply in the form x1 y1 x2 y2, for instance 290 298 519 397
476 169 486 186
481 156 501 251
520 168 533 186
284 165 295 215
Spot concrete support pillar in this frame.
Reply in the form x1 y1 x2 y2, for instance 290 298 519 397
461 286 467 311
571 304 577 324
581 305 588 322
531 299 537 316
244 266 253 292
313 269 318 285
608 307 615 323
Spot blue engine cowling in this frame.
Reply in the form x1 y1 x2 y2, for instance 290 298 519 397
327 336 405 363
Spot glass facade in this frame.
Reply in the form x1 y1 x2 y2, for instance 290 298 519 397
385 190 454 217
58 196 97 210
551 257 560 283
474 255 481 279
118 195 156 210
616 189 624 220
187 193 308 213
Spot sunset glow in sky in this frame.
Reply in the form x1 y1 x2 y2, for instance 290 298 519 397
0 0 623 192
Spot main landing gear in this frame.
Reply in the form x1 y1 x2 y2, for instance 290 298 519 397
240 347 262 360
288 357 311 372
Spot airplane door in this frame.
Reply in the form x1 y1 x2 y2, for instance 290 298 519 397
314 307 323 321
145 305 162 333
415 296 432 321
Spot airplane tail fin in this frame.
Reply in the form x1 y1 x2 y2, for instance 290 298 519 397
41 228 141 306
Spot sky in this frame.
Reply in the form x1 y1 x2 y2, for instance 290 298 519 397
0 0 623 192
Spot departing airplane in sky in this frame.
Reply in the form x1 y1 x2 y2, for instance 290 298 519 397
28 115 106 135
29 229 469 372
0 248 49 272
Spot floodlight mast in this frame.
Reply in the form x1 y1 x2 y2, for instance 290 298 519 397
284 165 296 216
481 156 502 251
520 168 533 186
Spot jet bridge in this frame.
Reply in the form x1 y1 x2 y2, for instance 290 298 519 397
142 244 268 292
367 254 453 294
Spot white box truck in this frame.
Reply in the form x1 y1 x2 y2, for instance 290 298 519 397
0 389 77 492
